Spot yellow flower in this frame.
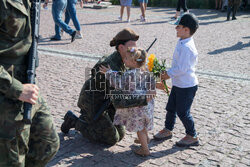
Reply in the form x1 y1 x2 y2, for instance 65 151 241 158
147 54 156 72
147 53 170 96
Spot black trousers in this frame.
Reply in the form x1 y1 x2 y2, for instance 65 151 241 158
176 0 188 12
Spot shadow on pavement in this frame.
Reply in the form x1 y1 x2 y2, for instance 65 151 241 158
81 20 125 26
208 41 250 55
243 36 250 39
49 132 192 166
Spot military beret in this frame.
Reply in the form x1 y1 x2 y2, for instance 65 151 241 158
110 28 139 47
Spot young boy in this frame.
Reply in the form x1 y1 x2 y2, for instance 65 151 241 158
154 13 199 147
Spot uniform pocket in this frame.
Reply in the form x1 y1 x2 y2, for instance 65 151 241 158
0 95 22 139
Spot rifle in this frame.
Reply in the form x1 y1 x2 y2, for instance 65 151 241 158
23 0 41 124
93 38 157 121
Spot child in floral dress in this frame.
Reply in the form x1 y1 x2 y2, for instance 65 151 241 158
100 47 155 156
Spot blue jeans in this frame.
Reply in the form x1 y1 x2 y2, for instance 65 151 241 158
52 0 75 39
165 85 198 137
65 0 81 31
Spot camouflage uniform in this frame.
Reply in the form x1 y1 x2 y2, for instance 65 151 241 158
75 51 147 145
0 0 59 166
227 0 242 20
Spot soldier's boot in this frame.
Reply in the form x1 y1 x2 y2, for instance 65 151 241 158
227 7 231 21
232 6 237 20
61 110 78 134
75 118 88 132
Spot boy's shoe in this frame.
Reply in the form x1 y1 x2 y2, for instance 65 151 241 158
75 31 83 39
176 135 199 147
153 128 172 140
127 19 130 23
61 110 78 134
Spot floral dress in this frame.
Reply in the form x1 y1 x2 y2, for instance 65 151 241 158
106 68 155 132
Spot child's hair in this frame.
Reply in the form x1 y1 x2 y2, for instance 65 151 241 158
127 47 147 69
177 13 199 36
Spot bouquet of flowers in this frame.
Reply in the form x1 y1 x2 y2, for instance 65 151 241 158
147 54 170 96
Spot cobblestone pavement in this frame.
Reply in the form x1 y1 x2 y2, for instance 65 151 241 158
37 4 250 167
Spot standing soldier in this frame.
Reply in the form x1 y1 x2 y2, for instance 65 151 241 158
61 28 148 145
227 0 242 20
0 0 59 166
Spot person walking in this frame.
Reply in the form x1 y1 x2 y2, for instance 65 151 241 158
64 0 83 39
43 0 77 42
139 0 148 22
172 0 189 19
227 0 242 20
118 0 132 22
0 0 60 166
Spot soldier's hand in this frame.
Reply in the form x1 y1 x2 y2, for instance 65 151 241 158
99 65 111 74
18 84 39 105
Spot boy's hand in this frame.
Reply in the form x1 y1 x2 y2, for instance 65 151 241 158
160 71 170 80
156 82 171 94
156 82 164 90
99 65 111 74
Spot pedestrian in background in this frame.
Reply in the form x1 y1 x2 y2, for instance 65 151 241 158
227 0 241 20
172 0 189 19
215 0 222 10
118 0 132 22
43 0 77 42
139 0 148 22
221 0 228 12
64 0 83 39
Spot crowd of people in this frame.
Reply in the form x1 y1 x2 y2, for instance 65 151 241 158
40 0 247 43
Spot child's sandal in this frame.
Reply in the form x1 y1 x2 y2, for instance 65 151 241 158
134 148 150 157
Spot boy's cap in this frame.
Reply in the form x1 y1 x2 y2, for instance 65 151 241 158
172 13 199 31
110 28 139 47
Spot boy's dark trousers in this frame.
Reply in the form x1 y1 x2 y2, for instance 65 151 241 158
164 85 198 137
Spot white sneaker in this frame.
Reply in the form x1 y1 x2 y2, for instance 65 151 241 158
75 31 83 39
140 17 146 22
127 19 130 23
117 16 122 21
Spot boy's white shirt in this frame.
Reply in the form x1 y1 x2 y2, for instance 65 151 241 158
167 37 199 88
